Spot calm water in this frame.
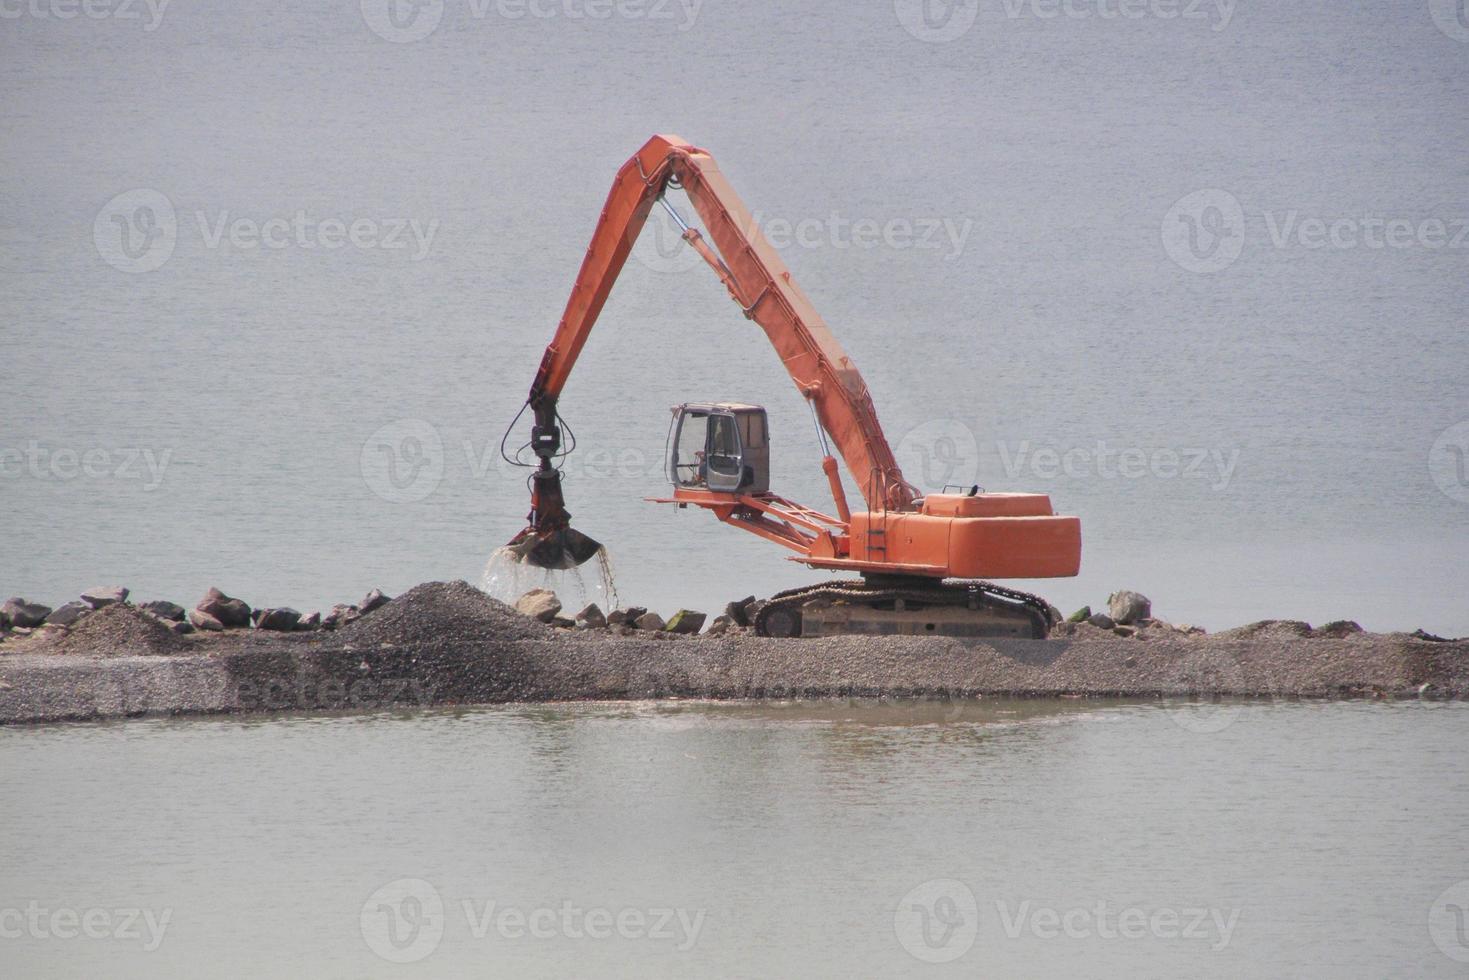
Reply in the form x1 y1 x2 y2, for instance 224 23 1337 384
1 699 1467 977
2 1 1466 632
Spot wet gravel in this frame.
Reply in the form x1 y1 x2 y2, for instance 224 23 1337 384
0 581 1463 723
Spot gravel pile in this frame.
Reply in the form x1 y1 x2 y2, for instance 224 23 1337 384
330 580 550 646
34 604 188 658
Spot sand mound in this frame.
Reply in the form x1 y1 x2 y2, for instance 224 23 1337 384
333 580 549 645
40 604 187 657
1212 619 1315 641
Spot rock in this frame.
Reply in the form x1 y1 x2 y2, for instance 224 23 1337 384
634 611 666 631
575 603 607 629
167 619 195 635
297 611 321 631
139 600 186 622
196 587 251 629
80 586 129 609
725 596 756 627
1316 620 1364 638
665 609 706 635
1067 606 1092 624
515 589 562 624
1112 625 1138 638
45 601 92 627
249 608 265 626
256 607 302 631
624 606 647 623
1107 590 1152 626
1087 613 1115 630
359 588 390 615
551 617 576 629
321 604 357 630
706 615 733 636
188 608 225 631
2 598 52 629
606 609 629 626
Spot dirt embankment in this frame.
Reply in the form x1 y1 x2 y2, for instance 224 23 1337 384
0 581 1464 724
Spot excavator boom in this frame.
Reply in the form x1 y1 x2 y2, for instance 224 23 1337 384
503 135 1081 639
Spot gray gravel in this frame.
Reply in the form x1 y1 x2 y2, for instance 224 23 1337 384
0 581 1463 724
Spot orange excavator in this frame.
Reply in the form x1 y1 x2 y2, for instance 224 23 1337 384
504 135 1080 638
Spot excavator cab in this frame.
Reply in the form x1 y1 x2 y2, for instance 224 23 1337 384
667 403 770 495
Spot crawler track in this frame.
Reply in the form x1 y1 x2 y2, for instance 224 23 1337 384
753 579 1053 640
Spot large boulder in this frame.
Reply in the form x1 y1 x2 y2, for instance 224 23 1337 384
358 588 390 615
196 587 252 629
256 607 302 632
321 604 357 630
2 598 52 629
81 586 129 609
515 589 562 624
634 611 666 631
1087 612 1115 630
724 596 756 628
1107 590 1152 626
665 609 706 635
296 611 321 631
188 608 225 632
706 615 733 636
575 603 607 629
45 601 92 627
139 600 186 622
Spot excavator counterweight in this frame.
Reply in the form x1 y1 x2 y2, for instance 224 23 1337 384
501 136 1081 638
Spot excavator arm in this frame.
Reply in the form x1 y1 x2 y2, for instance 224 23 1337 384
522 134 914 518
